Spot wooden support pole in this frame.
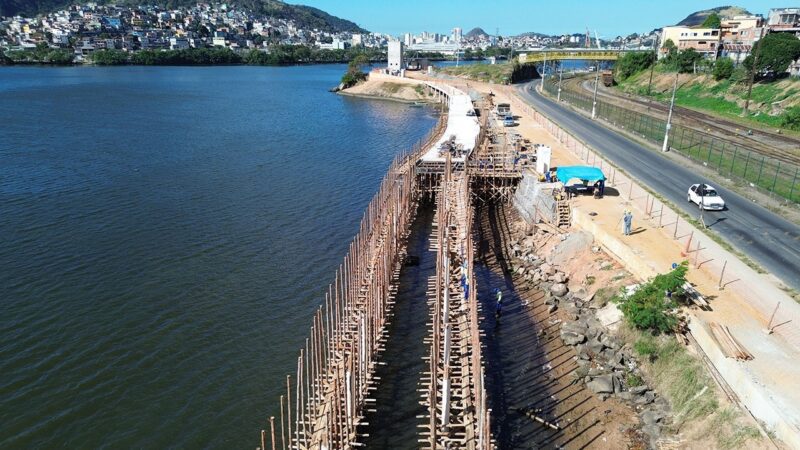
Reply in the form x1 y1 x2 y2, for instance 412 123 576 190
279 395 286 450
269 417 276 450
718 261 727 290
295 353 302 447
694 240 701 268
286 376 291 449
682 231 693 256
674 214 680 239
767 302 781 330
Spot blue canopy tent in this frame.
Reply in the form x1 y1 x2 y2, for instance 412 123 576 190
556 166 606 183
556 165 606 196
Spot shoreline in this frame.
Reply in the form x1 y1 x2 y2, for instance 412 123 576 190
336 74 435 104
0 56 489 69
336 90 435 104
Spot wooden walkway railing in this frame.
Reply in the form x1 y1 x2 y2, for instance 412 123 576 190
256 114 445 450
421 154 492 449
257 82 498 450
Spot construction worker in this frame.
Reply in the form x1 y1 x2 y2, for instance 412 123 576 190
623 210 633 236
494 288 503 318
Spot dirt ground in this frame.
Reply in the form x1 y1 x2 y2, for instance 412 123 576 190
474 202 642 449
340 78 429 103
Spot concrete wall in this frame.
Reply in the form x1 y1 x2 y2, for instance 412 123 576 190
513 174 559 225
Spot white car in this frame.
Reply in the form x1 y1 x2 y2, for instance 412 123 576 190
688 184 726 210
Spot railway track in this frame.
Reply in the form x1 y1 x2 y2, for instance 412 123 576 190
561 75 800 166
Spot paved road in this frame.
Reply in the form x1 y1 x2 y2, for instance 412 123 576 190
517 80 800 290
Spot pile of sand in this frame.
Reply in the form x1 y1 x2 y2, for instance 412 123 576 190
340 79 429 103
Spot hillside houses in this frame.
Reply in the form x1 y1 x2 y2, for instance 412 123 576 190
0 2 385 61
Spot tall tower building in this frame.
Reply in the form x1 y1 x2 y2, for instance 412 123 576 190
388 41 404 72
452 27 463 43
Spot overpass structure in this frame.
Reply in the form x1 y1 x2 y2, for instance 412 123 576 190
517 48 641 63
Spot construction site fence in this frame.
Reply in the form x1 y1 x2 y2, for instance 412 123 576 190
503 84 800 358
542 78 800 204
256 112 447 450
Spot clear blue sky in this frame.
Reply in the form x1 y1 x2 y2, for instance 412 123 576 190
297 0 778 37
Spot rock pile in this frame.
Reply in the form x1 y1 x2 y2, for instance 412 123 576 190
507 227 671 448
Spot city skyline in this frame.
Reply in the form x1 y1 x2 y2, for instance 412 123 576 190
298 0 780 37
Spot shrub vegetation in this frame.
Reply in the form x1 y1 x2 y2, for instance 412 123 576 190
614 262 688 333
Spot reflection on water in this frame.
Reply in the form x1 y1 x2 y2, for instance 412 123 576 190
0 65 437 448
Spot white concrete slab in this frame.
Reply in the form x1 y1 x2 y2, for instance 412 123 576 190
420 83 481 163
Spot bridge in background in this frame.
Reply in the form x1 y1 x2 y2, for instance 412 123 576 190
517 48 644 63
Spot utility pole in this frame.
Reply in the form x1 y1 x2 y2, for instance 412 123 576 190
743 27 765 116
591 66 600 119
698 183 707 228
647 36 656 95
662 71 679 152
557 63 563 101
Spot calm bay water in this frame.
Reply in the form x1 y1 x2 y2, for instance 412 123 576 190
0 65 437 448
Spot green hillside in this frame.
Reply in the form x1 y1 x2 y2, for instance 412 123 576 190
0 0 367 33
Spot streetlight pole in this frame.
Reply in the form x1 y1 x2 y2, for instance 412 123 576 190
591 66 600 119
543 51 547 79
698 183 706 228
557 63 563 101
662 71 679 152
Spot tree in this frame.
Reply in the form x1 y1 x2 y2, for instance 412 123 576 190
91 49 129 65
753 33 800 75
676 48 702 73
781 107 800 131
662 38 677 54
701 12 722 29
729 65 749 84
712 57 734 80
340 53 369 88
615 50 655 80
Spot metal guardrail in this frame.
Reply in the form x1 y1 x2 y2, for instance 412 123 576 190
542 79 800 204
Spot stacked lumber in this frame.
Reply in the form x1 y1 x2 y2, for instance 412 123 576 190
708 322 754 361
681 282 710 310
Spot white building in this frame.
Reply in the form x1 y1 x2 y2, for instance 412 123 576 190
319 38 346 50
408 41 460 55
768 8 800 35
170 37 190 49
388 40 404 73
352 33 362 46
452 27 462 43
